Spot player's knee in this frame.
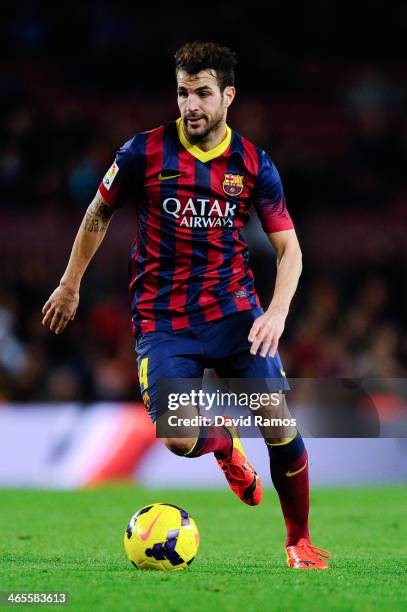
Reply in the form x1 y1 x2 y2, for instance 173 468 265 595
164 437 196 456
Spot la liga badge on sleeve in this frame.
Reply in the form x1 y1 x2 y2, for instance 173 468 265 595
103 162 119 190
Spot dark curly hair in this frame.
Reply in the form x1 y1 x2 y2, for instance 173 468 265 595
174 41 237 91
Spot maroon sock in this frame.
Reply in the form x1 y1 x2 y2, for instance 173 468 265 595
185 425 232 459
267 433 310 546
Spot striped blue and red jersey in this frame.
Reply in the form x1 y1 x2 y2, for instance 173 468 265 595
98 118 294 336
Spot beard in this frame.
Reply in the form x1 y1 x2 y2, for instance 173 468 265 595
183 107 224 144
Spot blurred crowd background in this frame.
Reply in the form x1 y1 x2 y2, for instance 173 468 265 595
1 2 406 402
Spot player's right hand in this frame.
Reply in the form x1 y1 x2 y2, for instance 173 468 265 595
41 284 79 334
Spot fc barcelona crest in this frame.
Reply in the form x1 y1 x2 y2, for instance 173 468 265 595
222 173 244 196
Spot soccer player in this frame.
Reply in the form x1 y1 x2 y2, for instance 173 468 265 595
42 42 330 569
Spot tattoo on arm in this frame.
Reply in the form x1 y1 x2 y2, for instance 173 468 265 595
83 195 115 232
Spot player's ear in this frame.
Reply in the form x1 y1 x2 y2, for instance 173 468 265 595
223 86 236 108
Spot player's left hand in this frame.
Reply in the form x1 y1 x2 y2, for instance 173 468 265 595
248 307 287 358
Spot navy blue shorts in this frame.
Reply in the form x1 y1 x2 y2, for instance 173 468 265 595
135 307 289 422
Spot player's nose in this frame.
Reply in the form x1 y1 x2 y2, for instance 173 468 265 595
186 94 200 112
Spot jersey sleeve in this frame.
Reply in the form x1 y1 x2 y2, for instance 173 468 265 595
98 135 144 208
252 150 294 233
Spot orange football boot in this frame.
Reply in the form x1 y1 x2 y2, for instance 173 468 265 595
216 423 262 506
286 538 331 569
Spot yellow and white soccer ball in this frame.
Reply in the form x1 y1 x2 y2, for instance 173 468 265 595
124 503 199 571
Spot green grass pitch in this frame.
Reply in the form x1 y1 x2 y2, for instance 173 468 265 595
0 485 406 611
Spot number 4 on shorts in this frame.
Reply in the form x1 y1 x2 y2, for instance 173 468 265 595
139 357 149 390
